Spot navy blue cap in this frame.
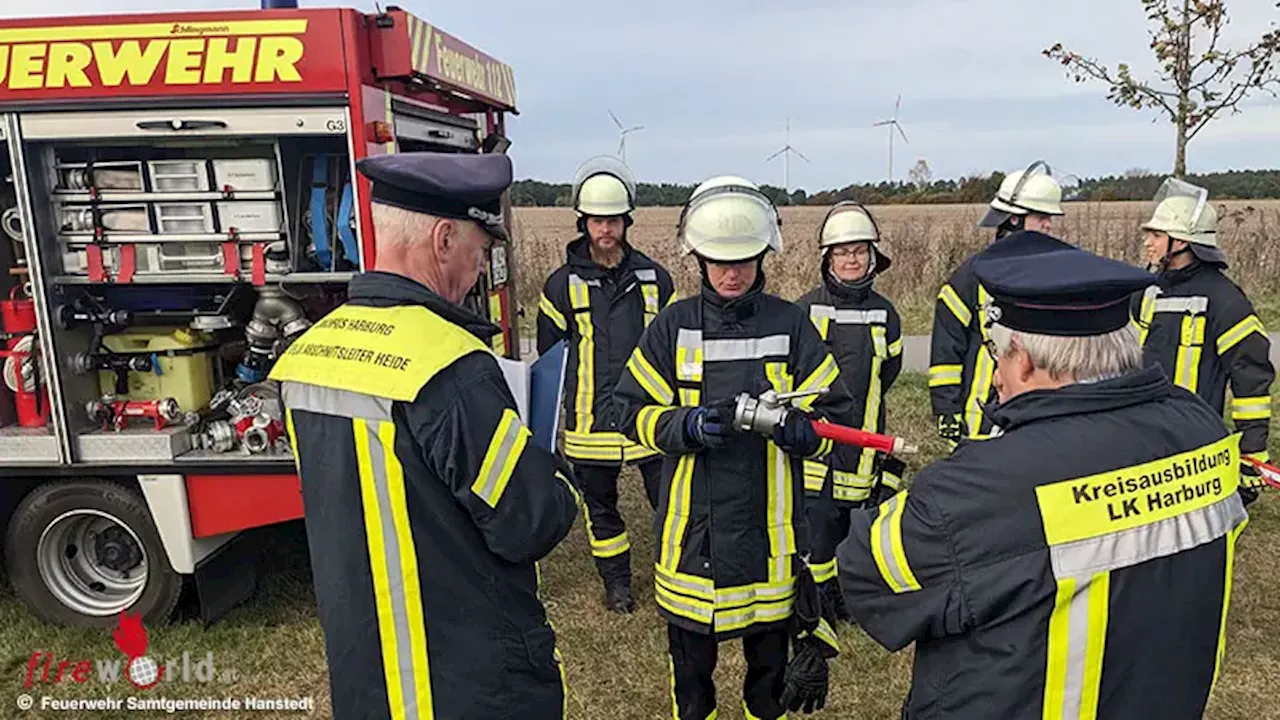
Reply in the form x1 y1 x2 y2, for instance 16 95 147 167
972 231 1154 336
356 152 513 241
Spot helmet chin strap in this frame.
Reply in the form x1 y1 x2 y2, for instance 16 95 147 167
995 215 1024 240
1152 236 1194 274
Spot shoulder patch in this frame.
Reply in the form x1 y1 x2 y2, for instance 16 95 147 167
269 303 490 402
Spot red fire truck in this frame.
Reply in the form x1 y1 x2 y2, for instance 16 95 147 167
0 3 522 627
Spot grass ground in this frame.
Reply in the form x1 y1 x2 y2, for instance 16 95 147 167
1 374 1276 719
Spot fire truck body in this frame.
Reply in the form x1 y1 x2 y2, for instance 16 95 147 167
0 6 521 627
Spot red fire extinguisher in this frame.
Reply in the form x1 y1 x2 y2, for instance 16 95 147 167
1 285 49 428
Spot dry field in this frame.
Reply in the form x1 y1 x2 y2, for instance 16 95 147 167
512 201 1280 334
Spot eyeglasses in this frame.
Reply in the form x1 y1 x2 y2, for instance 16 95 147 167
828 245 870 259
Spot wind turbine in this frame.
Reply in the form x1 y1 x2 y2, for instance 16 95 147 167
764 118 810 194
872 95 909 183
610 110 644 163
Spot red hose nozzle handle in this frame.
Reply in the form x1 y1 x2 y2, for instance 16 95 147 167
811 421 918 455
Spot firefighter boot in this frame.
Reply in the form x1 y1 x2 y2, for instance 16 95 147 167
605 577 637 614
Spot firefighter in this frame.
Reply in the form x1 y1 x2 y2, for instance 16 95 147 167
615 176 854 719
270 152 582 720
929 161 1064 447
537 156 676 614
1132 178 1274 505
795 202 905 624
838 230 1249 719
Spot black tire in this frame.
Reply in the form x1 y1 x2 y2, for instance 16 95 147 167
4 479 182 629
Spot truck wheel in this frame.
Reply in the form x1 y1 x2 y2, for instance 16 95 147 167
5 480 182 628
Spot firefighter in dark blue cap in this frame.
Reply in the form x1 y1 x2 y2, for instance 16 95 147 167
838 231 1248 720
271 152 582 720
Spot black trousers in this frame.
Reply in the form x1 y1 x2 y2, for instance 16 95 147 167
668 623 789 720
575 457 662 584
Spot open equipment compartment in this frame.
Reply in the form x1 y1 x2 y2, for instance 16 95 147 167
1 115 61 464
17 106 359 466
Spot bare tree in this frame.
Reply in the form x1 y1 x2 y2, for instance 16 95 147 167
1044 0 1280 177
908 158 932 190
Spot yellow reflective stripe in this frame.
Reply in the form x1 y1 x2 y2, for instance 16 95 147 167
714 596 793 634
675 334 704 383
813 617 841 653
627 349 675 406
888 337 902 358
962 285 995 437
1216 314 1266 355
928 364 962 387
1173 315 1205 393
938 284 971 326
667 656 679 720
834 485 872 503
797 353 838 396
573 316 595 433
538 292 566 332
766 441 797 559
564 429 631 445
803 460 827 492
881 469 903 492
809 311 832 341
472 408 529 508
1213 516 1250 692
637 406 675 451
810 436 833 460
870 492 921 593
642 283 660 326
810 558 837 584
1135 287 1159 346
665 293 680 309
858 327 886 477
1042 571 1110 720
1230 395 1271 421
588 529 631 559
660 455 696 571
354 418 434 719
1244 450 1271 464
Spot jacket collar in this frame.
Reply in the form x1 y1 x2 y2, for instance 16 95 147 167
1159 258 1210 288
821 264 873 303
986 365 1172 432
347 271 500 341
700 268 766 322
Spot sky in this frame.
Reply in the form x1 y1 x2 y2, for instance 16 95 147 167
4 0 1280 191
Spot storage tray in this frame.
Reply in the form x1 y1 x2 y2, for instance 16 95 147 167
75 425 193 463
0 426 60 464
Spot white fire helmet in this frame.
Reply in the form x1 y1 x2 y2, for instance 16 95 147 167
571 155 637 217
818 201 892 276
677 175 783 262
979 160 1065 228
1141 177 1225 264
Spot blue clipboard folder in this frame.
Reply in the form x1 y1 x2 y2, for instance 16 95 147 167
528 340 568 453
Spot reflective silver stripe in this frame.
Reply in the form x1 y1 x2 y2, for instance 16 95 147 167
568 274 590 309
1153 296 1209 314
364 422 424 717
635 268 658 282
474 412 525 507
281 381 394 420
1050 494 1246 578
809 305 888 325
703 335 791 362
675 328 704 379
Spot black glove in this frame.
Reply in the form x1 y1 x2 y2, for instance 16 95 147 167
684 404 732 451
936 413 964 443
780 637 832 714
773 410 820 457
1239 463 1262 507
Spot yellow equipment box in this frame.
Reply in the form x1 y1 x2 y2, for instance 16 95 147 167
97 328 216 414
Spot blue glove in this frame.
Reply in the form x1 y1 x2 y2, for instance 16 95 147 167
773 411 820 457
685 405 731 450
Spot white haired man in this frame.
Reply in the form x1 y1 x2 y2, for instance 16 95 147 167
271 152 581 719
839 230 1248 719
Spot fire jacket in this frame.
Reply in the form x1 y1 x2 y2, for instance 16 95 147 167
271 272 581 720
1131 260 1274 467
538 237 676 465
839 366 1249 719
929 255 999 440
796 275 904 505
614 275 856 639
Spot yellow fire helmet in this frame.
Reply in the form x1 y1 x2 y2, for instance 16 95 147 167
571 155 637 217
1141 177 1225 263
818 201 892 277
677 175 783 262
979 160 1065 228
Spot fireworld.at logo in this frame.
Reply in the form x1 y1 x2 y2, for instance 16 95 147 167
23 611 238 690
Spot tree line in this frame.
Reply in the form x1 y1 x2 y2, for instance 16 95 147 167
510 169 1280 207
